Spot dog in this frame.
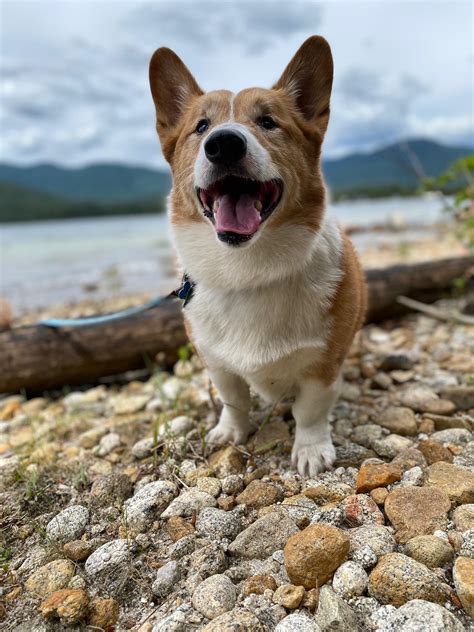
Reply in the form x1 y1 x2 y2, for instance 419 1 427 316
149 36 367 476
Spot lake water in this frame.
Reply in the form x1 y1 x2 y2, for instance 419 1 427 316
1 195 445 312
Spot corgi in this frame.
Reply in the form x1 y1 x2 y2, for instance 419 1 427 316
149 36 367 476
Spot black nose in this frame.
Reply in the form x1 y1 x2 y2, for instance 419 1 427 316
204 129 247 165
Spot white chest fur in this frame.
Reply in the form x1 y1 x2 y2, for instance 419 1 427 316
172 215 343 395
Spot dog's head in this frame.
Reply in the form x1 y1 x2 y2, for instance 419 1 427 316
150 36 333 248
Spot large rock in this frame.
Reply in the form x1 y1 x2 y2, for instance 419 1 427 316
84 539 130 594
384 486 451 543
404 535 454 568
124 481 177 530
380 599 464 632
25 560 75 598
39 589 88 626
192 574 236 619
453 504 474 532
284 524 350 588
46 505 89 543
453 557 474 618
424 462 474 505
314 585 358 631
368 553 449 606
229 512 298 559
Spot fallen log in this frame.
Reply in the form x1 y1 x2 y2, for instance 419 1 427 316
1 256 473 394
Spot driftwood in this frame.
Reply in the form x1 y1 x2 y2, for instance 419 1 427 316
1 256 473 394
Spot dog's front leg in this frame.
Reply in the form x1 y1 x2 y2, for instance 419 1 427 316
207 369 253 445
291 375 341 476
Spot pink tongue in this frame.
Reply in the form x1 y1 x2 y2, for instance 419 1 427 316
215 194 261 235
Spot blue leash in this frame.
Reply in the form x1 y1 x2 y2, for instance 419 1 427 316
39 275 195 328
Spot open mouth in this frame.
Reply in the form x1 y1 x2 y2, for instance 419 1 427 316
197 176 283 245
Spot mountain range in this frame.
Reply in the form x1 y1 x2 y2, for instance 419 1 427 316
0 138 471 222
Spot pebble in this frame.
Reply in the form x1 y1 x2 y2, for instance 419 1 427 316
400 386 455 415
221 475 244 495
25 560 76 597
84 539 130 594
417 439 453 464
90 473 133 507
196 476 221 497
356 462 402 493
124 480 177 530
351 424 384 448
392 448 427 472
332 561 368 598
334 443 375 468
46 505 89 542
208 446 245 477
303 481 354 504
431 428 472 446
63 540 93 562
161 488 216 519
284 524 349 588
380 353 414 372
39 588 88 625
453 556 474 618
372 434 413 459
384 486 451 543
281 494 319 528
424 461 474 505
275 613 321 631
440 385 474 411
248 419 291 452
368 553 449 606
370 487 389 505
314 585 358 631
379 599 464 632
189 542 228 577
87 597 120 630
132 437 156 459
453 504 474 531
341 494 385 526
97 432 121 456
152 561 181 598
349 525 396 564
192 574 236 619
241 575 278 596
460 528 474 557
196 507 243 540
399 465 424 487
377 407 418 436
455 441 474 468
236 480 282 509
112 393 150 415
229 511 298 559
404 535 454 568
273 584 305 609
152 605 189 631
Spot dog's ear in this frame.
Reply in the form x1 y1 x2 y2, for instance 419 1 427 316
273 36 333 133
149 47 203 155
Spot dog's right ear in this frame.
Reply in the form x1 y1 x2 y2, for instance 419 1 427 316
149 48 203 157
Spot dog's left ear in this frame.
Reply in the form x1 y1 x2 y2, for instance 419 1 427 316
273 36 333 133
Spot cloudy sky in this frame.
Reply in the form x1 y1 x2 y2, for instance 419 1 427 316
1 0 473 168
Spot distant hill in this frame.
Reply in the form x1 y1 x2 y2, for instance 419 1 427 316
0 138 471 221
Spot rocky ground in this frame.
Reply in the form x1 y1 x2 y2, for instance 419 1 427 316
1 298 474 631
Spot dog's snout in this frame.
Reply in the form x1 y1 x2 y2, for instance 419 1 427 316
204 130 247 165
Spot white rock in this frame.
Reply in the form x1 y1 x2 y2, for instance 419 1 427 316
97 432 121 456
275 613 322 631
132 437 156 459
152 561 181 597
124 481 177 531
46 505 89 542
161 489 216 519
315 586 358 631
192 574 236 619
332 561 368 599
85 539 130 593
112 393 151 415
400 466 424 487
196 507 243 540
376 599 464 631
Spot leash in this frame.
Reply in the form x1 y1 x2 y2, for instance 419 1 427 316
38 274 195 328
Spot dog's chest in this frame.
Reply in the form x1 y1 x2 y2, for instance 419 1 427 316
186 274 334 376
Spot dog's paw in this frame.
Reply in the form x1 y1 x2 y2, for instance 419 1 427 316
291 436 336 477
206 419 253 446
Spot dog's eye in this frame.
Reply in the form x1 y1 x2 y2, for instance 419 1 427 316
258 115 278 130
195 119 209 134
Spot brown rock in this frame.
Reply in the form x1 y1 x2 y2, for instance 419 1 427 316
370 487 389 506
453 557 474 618
39 589 88 625
209 446 245 477
284 524 349 588
342 494 385 526
417 418 435 434
385 486 451 543
166 516 195 542
404 535 454 568
236 480 282 509
418 439 453 465
303 482 354 504
368 553 449 606
424 462 474 505
453 505 474 532
87 597 120 631
400 388 455 415
356 463 402 493
425 413 471 431
63 540 93 562
241 575 277 596
0 399 21 421
273 584 305 609
248 419 290 453
440 386 474 411
392 448 427 472
301 587 319 611
377 407 418 436
217 495 236 511
25 560 75 597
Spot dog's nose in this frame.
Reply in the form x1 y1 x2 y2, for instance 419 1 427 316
204 130 247 164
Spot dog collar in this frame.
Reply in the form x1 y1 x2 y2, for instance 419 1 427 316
170 273 196 307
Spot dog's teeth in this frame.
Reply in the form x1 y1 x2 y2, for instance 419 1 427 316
254 200 263 212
